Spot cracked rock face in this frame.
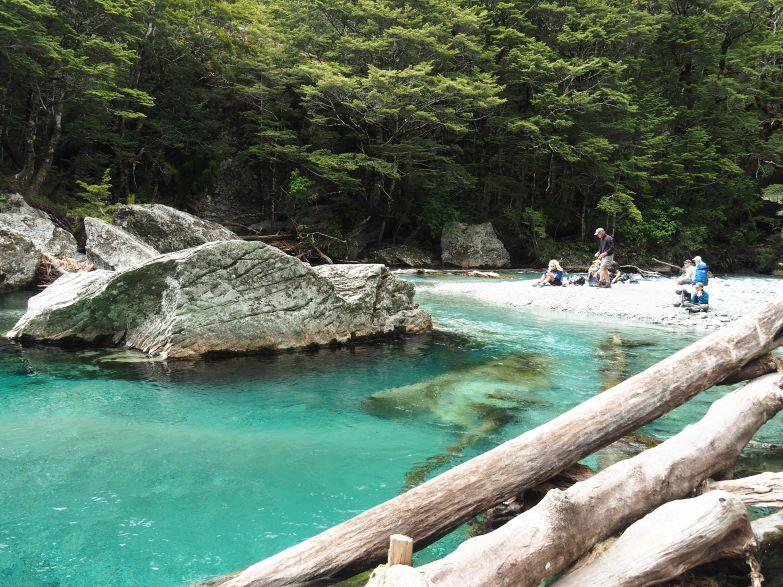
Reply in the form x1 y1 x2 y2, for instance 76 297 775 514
84 217 159 271
441 222 511 268
7 240 432 359
0 193 77 258
113 203 239 253
0 226 41 292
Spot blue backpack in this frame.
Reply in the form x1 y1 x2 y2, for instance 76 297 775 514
694 263 709 285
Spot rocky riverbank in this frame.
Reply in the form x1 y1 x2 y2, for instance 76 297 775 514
414 274 783 330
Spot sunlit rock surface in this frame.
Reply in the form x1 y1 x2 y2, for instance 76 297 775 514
441 222 511 268
0 192 76 257
113 203 239 253
8 240 431 359
0 226 41 292
84 217 159 271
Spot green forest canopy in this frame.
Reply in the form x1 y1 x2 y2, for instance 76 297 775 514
1 0 782 269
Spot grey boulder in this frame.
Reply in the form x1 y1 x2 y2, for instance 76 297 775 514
441 222 511 268
113 203 238 253
374 245 435 268
8 240 431 359
0 193 77 257
84 217 159 271
0 226 41 292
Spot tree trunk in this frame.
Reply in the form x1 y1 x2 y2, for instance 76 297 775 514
709 472 783 508
29 96 64 196
206 299 783 587
382 373 782 587
14 90 39 187
551 491 756 587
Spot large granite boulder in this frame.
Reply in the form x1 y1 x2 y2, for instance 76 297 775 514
0 193 77 257
0 226 41 292
8 240 431 359
374 245 435 268
113 204 238 253
84 217 159 271
441 222 511 268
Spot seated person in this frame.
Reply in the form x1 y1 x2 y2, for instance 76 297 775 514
677 259 695 285
587 259 601 286
682 282 709 312
533 260 564 286
609 261 624 284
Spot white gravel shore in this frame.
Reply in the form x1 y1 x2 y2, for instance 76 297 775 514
416 275 783 330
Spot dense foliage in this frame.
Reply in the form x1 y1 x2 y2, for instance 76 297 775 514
1 0 782 268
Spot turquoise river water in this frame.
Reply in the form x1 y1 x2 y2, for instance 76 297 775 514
1 275 781 586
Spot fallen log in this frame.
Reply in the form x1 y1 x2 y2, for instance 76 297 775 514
375 373 783 587
550 491 757 587
709 472 783 507
211 299 783 587
718 354 783 386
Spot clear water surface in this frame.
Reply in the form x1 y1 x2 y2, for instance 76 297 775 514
0 275 781 586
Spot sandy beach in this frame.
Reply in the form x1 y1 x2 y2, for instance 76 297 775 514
414 274 783 330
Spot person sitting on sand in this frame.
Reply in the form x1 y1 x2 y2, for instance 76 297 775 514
681 282 709 312
587 259 601 286
677 259 695 285
533 260 564 287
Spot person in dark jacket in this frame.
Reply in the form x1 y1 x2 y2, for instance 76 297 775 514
593 228 615 288
682 282 709 312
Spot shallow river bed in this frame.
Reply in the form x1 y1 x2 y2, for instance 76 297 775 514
0 276 781 586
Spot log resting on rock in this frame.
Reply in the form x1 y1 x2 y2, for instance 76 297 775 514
709 472 783 508
7 240 431 359
551 491 756 587
205 299 783 587
372 373 782 587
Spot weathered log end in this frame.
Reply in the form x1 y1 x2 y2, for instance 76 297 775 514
552 491 757 587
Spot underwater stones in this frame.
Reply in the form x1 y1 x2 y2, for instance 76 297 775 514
0 193 77 258
113 203 239 253
0 226 41 292
84 217 159 271
8 240 431 359
441 222 511 268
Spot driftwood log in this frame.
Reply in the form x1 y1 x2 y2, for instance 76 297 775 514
752 509 783 547
371 374 783 587
718 354 783 386
709 472 783 507
551 491 756 587
210 299 783 587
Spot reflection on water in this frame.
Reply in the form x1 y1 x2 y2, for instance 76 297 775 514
0 279 781 586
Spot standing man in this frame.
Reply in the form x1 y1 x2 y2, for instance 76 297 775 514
593 228 615 288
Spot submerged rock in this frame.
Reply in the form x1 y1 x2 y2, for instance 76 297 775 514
8 240 431 359
0 193 76 257
84 217 159 271
113 203 239 253
0 226 41 292
441 222 511 268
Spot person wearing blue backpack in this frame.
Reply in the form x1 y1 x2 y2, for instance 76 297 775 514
692 256 709 285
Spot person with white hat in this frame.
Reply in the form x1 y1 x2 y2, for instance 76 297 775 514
593 228 615 288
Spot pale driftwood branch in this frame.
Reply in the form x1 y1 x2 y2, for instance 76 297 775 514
384 374 783 587
718 354 783 386
551 491 756 587
709 472 783 507
211 300 783 587
366 564 429 587
652 257 682 270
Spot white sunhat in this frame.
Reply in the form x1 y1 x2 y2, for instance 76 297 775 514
594 227 605 235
